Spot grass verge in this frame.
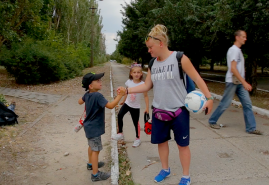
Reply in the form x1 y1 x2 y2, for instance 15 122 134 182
114 100 137 185
117 140 137 185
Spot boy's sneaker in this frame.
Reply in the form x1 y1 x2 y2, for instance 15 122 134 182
154 168 170 183
91 171 110 182
132 138 141 147
179 177 191 185
112 133 124 140
87 161 105 170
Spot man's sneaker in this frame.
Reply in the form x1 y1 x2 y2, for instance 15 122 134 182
154 168 170 183
248 130 263 135
112 133 124 140
91 171 110 182
209 124 220 129
132 138 141 148
87 161 105 170
179 177 191 185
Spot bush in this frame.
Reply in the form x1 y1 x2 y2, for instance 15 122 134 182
0 37 88 84
110 48 123 63
122 57 133 65
0 94 7 104
95 54 108 65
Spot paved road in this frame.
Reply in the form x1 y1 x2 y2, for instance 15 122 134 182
111 62 269 185
200 72 269 91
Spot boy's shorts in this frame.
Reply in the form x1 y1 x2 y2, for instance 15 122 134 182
151 107 190 147
88 136 103 151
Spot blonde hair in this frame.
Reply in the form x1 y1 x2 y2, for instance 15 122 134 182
148 24 169 45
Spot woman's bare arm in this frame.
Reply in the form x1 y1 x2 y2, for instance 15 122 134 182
128 68 153 94
181 55 213 114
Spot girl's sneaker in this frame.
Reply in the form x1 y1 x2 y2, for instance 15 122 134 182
132 138 141 147
179 177 191 185
112 133 124 140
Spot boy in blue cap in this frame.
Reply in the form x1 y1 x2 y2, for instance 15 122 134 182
78 72 126 182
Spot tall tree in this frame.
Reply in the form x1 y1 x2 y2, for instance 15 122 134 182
0 0 51 48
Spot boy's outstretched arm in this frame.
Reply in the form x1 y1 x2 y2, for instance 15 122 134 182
143 92 149 113
78 98 84 105
105 87 126 109
119 94 127 105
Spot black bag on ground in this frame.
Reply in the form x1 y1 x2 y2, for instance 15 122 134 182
0 101 19 126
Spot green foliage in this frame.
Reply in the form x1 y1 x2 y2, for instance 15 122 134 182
0 36 89 84
0 0 51 48
95 54 108 65
116 0 164 65
111 46 124 63
116 0 269 93
121 57 133 65
0 94 7 104
117 0 269 68
0 0 106 84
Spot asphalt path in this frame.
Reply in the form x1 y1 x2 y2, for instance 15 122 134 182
111 62 269 185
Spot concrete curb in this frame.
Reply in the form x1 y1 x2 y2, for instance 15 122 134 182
202 78 269 93
110 66 119 185
210 92 269 118
142 68 269 118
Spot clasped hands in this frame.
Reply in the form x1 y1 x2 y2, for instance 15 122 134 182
117 86 126 96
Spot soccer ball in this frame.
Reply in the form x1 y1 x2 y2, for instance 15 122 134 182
185 91 207 114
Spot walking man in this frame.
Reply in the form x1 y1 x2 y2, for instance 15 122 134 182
208 30 262 135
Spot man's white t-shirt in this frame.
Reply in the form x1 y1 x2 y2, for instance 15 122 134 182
225 45 245 82
125 79 144 108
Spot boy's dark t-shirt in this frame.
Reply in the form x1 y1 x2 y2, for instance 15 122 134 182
82 92 108 138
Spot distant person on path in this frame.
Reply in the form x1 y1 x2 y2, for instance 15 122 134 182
119 24 214 185
78 72 126 182
208 30 262 135
112 64 149 148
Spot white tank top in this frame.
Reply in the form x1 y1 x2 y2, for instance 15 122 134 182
151 51 187 112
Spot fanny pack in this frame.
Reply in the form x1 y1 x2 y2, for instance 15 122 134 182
153 107 182 121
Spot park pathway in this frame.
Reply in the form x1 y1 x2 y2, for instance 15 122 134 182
111 62 269 185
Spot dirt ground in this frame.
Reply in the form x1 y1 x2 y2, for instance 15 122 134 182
0 63 114 185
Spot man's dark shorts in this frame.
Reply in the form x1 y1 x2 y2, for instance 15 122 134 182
88 136 103 151
151 107 190 146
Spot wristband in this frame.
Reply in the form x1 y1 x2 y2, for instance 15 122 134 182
206 96 214 101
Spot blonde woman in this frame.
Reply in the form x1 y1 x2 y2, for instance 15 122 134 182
120 24 214 185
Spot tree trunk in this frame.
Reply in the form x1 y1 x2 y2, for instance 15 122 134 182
0 36 6 50
56 16 61 30
191 54 201 73
210 60 214 71
141 59 144 68
246 58 257 96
